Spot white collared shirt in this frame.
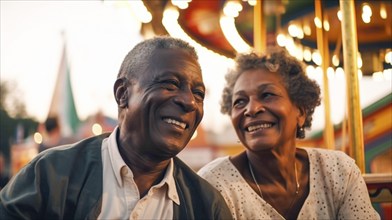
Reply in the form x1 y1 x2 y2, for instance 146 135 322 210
98 127 180 220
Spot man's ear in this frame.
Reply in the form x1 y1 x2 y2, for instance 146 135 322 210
114 78 129 108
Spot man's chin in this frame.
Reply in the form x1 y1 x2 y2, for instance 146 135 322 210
151 141 186 157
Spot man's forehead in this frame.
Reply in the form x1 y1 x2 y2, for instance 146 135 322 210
150 48 197 60
149 49 201 72
137 49 202 84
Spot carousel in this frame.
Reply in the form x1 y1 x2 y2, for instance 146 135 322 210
4 0 391 217
135 0 392 216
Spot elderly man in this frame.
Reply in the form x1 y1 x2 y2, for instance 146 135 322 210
0 36 232 220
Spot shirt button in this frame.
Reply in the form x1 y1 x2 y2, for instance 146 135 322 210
121 167 128 175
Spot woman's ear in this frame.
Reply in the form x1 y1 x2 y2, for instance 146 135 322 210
114 78 128 108
297 106 306 127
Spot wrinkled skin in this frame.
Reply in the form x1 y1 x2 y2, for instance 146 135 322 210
229 69 308 218
114 48 205 196
230 69 305 153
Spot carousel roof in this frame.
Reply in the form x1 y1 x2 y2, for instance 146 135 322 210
142 0 391 75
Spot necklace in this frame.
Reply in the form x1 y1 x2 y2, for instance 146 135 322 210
247 158 300 198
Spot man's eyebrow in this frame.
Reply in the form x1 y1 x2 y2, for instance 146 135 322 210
194 81 206 90
151 71 178 81
159 71 205 89
157 71 180 78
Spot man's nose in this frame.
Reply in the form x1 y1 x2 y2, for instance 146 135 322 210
173 89 197 112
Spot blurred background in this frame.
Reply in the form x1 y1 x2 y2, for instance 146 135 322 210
1 0 391 216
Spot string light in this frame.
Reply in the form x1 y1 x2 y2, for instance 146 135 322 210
92 123 102 135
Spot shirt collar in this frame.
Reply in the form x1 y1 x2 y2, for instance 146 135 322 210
106 127 128 187
161 158 180 205
106 126 180 205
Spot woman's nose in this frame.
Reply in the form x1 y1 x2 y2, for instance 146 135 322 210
244 99 265 117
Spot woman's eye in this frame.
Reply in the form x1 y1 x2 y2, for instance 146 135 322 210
233 99 246 107
261 92 274 99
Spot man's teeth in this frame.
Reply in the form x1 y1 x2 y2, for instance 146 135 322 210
247 124 272 132
164 118 186 129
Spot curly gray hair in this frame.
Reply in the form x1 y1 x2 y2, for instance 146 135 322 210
221 48 321 138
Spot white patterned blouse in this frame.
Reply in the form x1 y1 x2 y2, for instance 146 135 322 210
198 147 380 220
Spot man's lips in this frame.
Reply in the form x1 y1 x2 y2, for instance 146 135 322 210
163 117 187 129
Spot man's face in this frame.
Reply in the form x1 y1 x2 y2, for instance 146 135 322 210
120 49 205 160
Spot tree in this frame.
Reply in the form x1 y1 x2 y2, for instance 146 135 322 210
0 81 38 172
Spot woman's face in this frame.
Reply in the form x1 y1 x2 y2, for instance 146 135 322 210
230 69 305 152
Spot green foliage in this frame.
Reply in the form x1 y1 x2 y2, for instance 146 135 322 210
0 81 38 162
0 81 27 117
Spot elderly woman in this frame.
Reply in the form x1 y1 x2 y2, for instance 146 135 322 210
198 48 379 220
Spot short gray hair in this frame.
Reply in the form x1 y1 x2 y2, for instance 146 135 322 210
117 36 200 80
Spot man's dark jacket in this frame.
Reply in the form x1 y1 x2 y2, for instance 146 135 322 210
0 133 232 220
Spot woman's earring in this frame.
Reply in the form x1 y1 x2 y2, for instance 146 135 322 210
297 125 305 139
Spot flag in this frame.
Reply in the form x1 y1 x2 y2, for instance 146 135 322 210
47 42 80 137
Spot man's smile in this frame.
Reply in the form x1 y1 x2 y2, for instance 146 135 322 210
163 117 187 129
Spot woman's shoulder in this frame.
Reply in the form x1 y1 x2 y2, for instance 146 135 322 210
197 156 231 178
303 147 352 160
302 147 356 170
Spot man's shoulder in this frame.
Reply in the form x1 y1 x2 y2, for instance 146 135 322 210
173 157 216 188
172 157 233 219
172 157 198 177
174 157 231 197
33 133 110 168
41 133 109 154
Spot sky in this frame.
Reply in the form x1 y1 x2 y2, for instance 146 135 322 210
1 1 391 139
1 1 143 121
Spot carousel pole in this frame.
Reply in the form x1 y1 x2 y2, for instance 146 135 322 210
315 0 335 150
339 0 365 172
253 0 266 53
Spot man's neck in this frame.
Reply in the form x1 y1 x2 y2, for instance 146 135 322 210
117 132 171 197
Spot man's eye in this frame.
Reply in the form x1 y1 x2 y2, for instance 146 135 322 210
193 89 205 101
162 80 179 90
